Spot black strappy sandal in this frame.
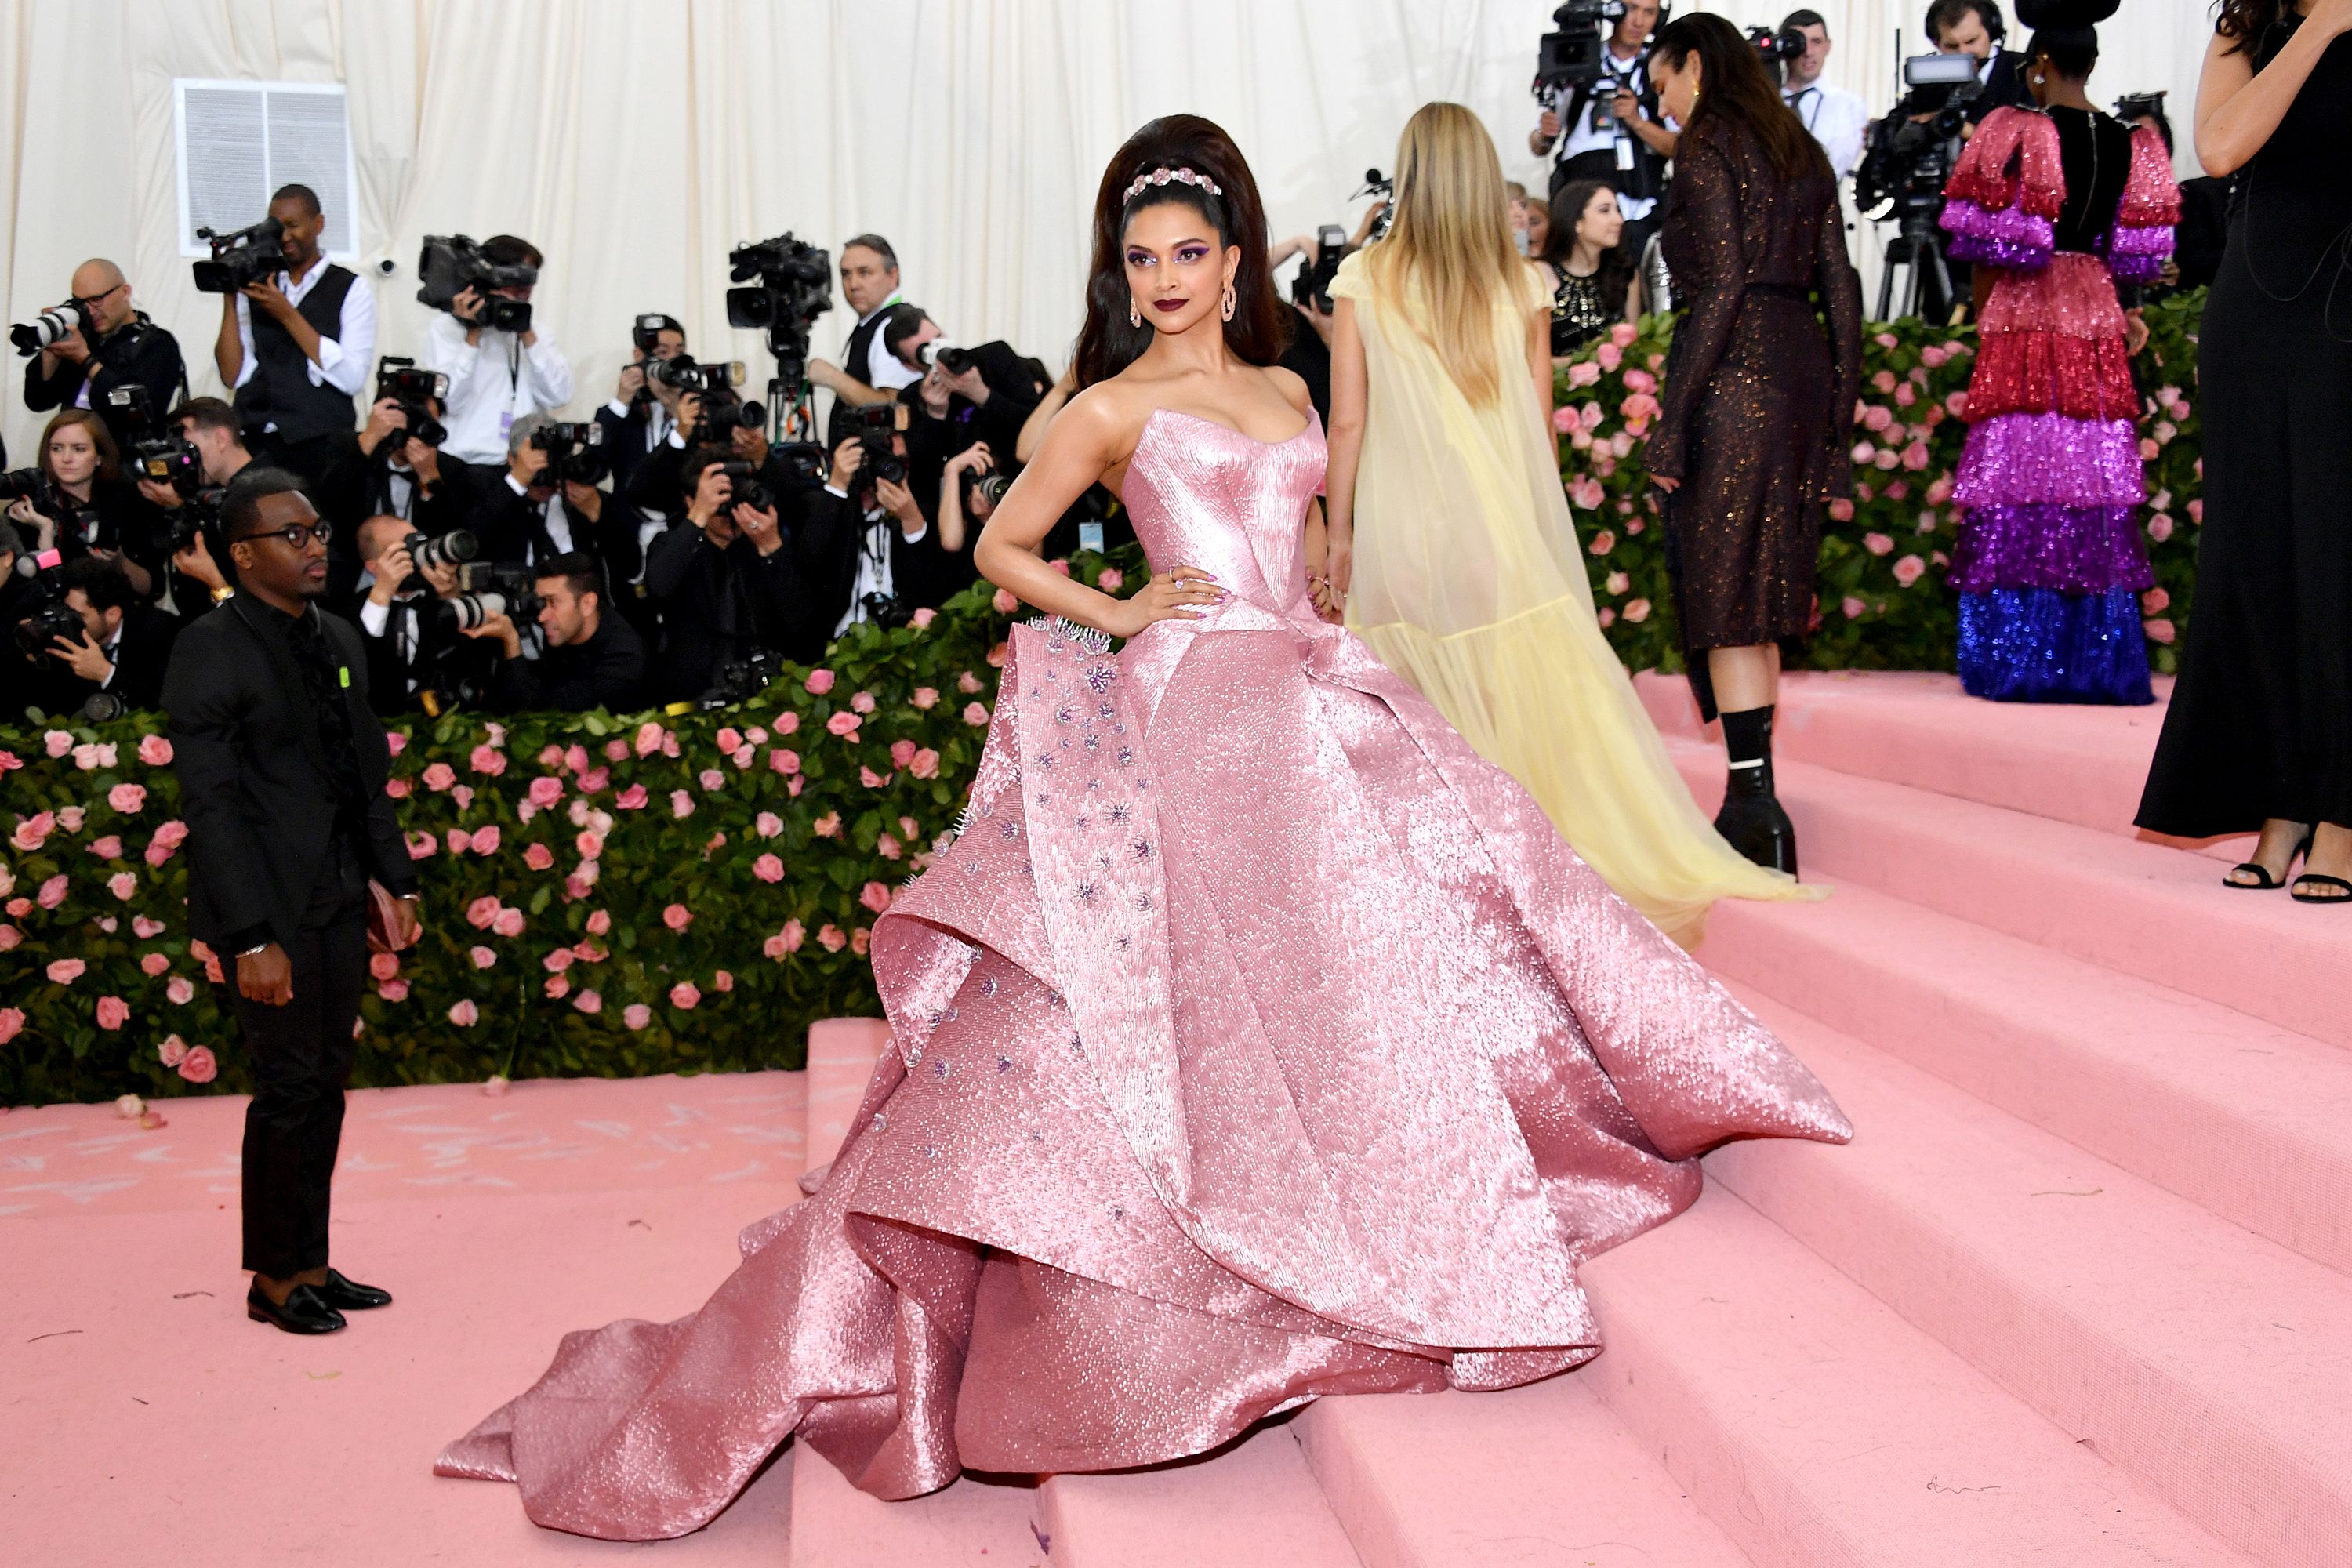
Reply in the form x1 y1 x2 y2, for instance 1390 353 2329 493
2226 830 2314 891
2291 873 2352 906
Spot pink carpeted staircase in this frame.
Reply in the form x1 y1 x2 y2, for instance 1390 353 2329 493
787 672 2352 1568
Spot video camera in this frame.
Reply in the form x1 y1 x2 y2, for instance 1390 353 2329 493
696 646 783 711
9 299 89 358
437 561 543 632
192 218 289 294
1534 2 1629 101
529 421 609 485
376 358 451 449
1856 53 1981 218
416 235 539 332
726 233 833 410
1748 24 1806 88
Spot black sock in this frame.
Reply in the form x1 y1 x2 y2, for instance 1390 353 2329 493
1721 705 1775 794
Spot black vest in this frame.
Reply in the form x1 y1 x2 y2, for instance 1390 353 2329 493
234 262 360 445
826 306 895 449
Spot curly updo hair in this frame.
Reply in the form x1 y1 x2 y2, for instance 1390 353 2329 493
1073 114 1287 389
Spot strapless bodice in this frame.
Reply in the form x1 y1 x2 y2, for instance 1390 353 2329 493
1119 408 1327 624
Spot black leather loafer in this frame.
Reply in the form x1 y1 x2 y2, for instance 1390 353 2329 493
313 1269 393 1311
247 1283 347 1334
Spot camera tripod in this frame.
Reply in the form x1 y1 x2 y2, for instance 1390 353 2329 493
1875 200 1958 324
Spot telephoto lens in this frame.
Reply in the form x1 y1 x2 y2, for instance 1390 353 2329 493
974 474 1014 508
407 530 480 575
435 590 507 631
9 303 83 358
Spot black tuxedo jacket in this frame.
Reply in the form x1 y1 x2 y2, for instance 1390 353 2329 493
896 341 1044 519
794 488 955 637
162 594 416 949
469 477 642 581
488 610 648 713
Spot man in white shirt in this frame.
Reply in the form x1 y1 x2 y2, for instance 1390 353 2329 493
213 183 375 484
1780 10 1870 183
810 234 923 448
423 234 575 466
1529 0 1674 256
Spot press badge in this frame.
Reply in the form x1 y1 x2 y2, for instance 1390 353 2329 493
1078 522 1105 554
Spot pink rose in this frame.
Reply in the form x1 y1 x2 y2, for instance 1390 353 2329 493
911 686 941 711
452 786 474 810
1566 360 1602 390
58 806 84 831
1605 571 1630 595
383 778 412 799
959 670 984 694
492 907 526 938
0 1007 22 1044
604 739 630 764
0 925 18 951
470 945 498 968
1828 497 1855 522
615 783 650 810
813 811 842 838
754 811 785 839
2187 499 2204 525
1893 554 1927 587
178 1046 218 1084
2141 586 2171 614
446 829 474 855
669 982 701 1010
633 720 663 758
770 749 801 777
472 825 503 855
166 976 194 1005
158 1033 189 1067
817 923 847 953
1595 341 1622 371
859 765 890 789
1568 477 1606 512
579 767 610 794
1945 391 1969 418
5 898 28 918
772 710 802 735
992 586 1019 615
731 744 755 770
1842 594 1868 619
89 835 122 860
448 999 480 1026
1609 321 1639 349
623 1003 652 1030
754 853 786 883
466 896 502 929
1098 568 1125 593
469 743 508 776
876 833 902 861
2143 618 2176 644
712 970 735 993
717 726 744 753
133 914 165 938
1862 405 1893 434
572 941 607 963
537 744 564 769
663 902 694 931
572 989 602 1015
575 831 604 860
377 978 409 1002
889 739 918 769
1623 598 1651 624
1864 532 1893 557
108 782 147 814
96 995 129 1029
859 880 894 914
138 733 173 766
72 742 110 771
826 710 862 738
848 691 877 716
524 842 556 871
528 775 564 809
543 948 574 973
10 811 54 852
911 606 937 628
671 789 695 818
1621 391 1661 422
800 669 840 700
909 748 939 780
369 952 401 981
695 768 724 792
851 927 871 956
1624 367 1658 395
37 874 70 909
2147 514 2174 543
140 951 171 977
963 702 989 727
45 730 74 758
1586 528 1616 556
586 909 612 936
787 777 804 797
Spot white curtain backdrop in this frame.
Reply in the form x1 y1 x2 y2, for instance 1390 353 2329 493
0 0 2211 462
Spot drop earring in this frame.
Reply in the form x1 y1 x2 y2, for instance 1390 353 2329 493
1221 282 1236 322
1131 299 1142 328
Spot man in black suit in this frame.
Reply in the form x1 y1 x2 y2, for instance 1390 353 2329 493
798 425 951 639
644 447 826 698
464 551 648 713
27 554 183 713
347 514 476 713
162 467 419 1335
20 258 188 445
881 307 1044 516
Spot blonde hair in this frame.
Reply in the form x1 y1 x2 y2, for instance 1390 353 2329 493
1367 101 1527 407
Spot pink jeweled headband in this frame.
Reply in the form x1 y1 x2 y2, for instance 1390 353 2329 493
1124 165 1224 203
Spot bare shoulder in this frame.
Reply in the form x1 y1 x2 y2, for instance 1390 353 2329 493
1260 363 1313 421
1052 380 1152 455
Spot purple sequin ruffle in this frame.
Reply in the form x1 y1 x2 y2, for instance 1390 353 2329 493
1941 200 2055 254
2107 223 2173 257
1947 503 2153 593
1954 413 2146 509
1950 231 2058 270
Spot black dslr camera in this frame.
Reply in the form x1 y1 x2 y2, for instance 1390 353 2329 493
9 299 89 358
530 421 609 485
107 388 202 499
192 218 289 294
416 235 538 332
713 459 772 512
660 358 766 445
376 358 451 448
849 403 909 488
10 546 82 658
1290 224 1352 314
697 646 783 711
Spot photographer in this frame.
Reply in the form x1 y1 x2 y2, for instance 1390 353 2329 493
473 412 637 581
136 397 249 615
20 260 187 441
1780 11 1870 181
1900 0 2031 123
799 422 948 637
423 235 575 467
463 552 647 714
811 234 921 448
22 554 182 713
597 314 688 493
883 307 1043 517
644 446 823 699
1529 0 1674 253
6 408 165 600
316 389 479 547
215 184 376 482
347 514 469 713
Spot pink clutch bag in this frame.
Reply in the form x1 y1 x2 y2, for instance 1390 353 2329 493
366 880 418 953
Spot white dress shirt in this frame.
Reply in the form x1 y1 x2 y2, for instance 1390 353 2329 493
357 593 426 693
503 474 577 563
822 479 927 637
426 313 576 465
847 296 922 393
1786 78 1871 183
1555 50 1660 221
230 258 377 416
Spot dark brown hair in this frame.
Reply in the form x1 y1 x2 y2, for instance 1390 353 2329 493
1073 115 1285 390
1653 13 1832 185
38 408 123 485
2212 0 2284 56
1543 180 1639 318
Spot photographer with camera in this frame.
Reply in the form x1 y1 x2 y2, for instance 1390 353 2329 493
643 446 822 700
316 372 479 553
598 314 689 492
18 260 187 442
459 551 647 714
881 307 1042 520
5 408 165 601
1530 0 1675 256
799 411 949 637
422 235 576 467
343 514 470 713
132 397 252 615
18 553 183 714
470 412 634 580
811 235 921 448
212 185 376 483
1780 12 1870 181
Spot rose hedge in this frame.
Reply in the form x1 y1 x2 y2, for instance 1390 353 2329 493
1560 290 2205 674
0 561 1147 1106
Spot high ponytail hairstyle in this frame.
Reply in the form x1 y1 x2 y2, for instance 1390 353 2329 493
1073 114 1286 390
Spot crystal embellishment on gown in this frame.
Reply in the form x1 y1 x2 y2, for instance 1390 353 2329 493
435 408 1851 1541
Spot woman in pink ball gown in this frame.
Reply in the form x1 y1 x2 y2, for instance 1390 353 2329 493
437 114 1850 1541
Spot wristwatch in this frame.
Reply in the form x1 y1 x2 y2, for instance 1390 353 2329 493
236 942 269 958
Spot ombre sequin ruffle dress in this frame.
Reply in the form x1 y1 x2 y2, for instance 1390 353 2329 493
1940 105 2180 702
436 408 1851 1541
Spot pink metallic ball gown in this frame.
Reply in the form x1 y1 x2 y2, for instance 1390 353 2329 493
437 406 1852 1540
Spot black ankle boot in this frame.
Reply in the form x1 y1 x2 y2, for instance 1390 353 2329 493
1715 762 1799 875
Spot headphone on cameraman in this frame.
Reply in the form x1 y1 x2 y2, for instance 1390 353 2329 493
1924 0 2005 45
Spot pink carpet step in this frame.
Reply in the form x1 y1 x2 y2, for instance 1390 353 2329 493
788 1445 1040 1567
1636 670 2178 837
1711 993 2352 1568
1700 881 2352 1279
1578 1185 2256 1568
1038 1423 1361 1568
1668 744 2352 1050
1294 1379 1749 1568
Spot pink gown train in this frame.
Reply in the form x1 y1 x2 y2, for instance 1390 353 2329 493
436 408 1852 1539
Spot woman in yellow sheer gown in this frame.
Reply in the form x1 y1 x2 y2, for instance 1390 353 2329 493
1319 102 1818 946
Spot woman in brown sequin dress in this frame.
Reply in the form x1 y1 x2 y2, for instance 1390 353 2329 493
1646 13 1863 873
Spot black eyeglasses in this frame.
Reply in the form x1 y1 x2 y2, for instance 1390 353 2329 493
235 520 334 550
70 281 125 311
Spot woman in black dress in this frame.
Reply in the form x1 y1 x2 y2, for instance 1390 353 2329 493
2136 0 2352 903
1539 179 1640 358
1647 13 1864 873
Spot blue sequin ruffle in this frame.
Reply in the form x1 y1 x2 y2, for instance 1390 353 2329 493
1957 586 2155 705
